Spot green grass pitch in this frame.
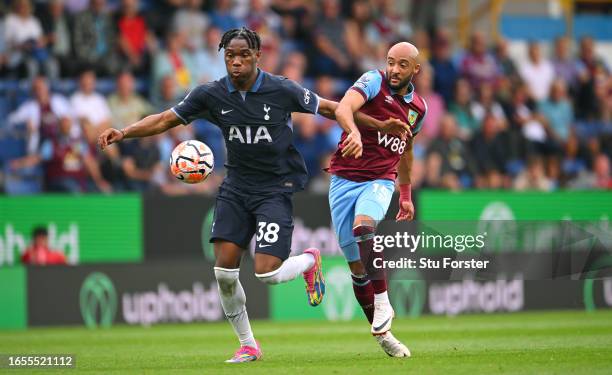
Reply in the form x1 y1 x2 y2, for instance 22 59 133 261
1 310 611 374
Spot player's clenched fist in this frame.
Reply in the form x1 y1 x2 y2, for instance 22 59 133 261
341 131 363 159
98 128 124 150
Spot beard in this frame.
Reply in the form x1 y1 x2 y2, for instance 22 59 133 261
387 72 413 91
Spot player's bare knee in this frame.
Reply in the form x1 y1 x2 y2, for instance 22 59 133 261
214 267 240 294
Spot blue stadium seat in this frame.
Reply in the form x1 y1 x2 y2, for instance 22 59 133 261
500 16 566 41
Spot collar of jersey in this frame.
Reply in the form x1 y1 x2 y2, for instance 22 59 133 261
225 69 264 93
389 82 415 104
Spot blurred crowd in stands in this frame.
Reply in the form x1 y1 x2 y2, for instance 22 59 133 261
0 0 610 195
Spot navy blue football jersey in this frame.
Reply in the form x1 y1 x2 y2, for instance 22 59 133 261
171 69 319 192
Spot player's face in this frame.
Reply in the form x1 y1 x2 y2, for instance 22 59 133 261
385 54 420 91
224 38 261 86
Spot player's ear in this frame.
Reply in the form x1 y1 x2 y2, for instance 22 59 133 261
255 49 262 61
413 63 421 75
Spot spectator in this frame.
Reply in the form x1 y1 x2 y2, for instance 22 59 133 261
39 116 111 193
70 69 113 144
448 78 478 138
72 0 119 76
151 31 197 100
577 36 608 77
429 28 457 105
370 0 412 43
108 71 153 129
538 79 574 145
8 76 72 155
414 64 445 143
493 37 518 81
552 36 580 90
39 0 72 77
470 81 507 127
172 0 209 51
245 0 282 39
258 32 282 74
425 114 476 190
562 134 590 186
344 0 383 72
412 29 430 61
312 74 342 149
460 31 499 89
514 155 554 191
121 136 162 192
519 41 555 101
271 0 310 52
210 0 241 32
153 75 181 112
116 0 156 74
21 226 67 265
193 25 226 83
4 0 53 78
293 110 334 182
509 83 552 157
592 154 612 189
313 0 354 77
469 114 508 189
594 66 611 123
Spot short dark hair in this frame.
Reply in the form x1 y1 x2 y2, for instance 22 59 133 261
218 27 261 52
32 226 48 238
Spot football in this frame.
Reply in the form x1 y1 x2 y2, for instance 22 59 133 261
169 140 214 184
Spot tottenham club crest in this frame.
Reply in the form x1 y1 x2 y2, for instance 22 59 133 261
408 109 418 126
263 104 271 121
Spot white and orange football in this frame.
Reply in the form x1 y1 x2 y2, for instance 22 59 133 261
169 140 214 184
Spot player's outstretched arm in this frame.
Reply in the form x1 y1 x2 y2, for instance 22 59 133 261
397 137 415 221
98 109 183 150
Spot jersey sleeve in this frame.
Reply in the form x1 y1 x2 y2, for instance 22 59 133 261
281 78 320 114
171 85 211 125
350 70 383 102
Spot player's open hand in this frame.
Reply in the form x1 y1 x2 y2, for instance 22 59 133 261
396 199 415 221
382 118 412 139
341 131 363 159
98 128 124 150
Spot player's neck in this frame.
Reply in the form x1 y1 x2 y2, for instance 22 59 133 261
393 82 413 97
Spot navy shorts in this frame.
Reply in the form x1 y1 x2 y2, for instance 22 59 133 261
210 182 294 261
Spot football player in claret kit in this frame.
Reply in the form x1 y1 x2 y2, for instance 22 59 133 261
328 42 427 357
98 27 408 363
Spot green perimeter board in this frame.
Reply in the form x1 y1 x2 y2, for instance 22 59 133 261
0 195 142 265
0 266 26 329
419 191 612 220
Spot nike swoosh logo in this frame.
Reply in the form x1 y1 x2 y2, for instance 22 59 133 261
221 109 233 115
373 316 392 332
259 244 272 248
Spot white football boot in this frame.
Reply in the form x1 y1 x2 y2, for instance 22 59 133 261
375 331 411 357
371 299 394 335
